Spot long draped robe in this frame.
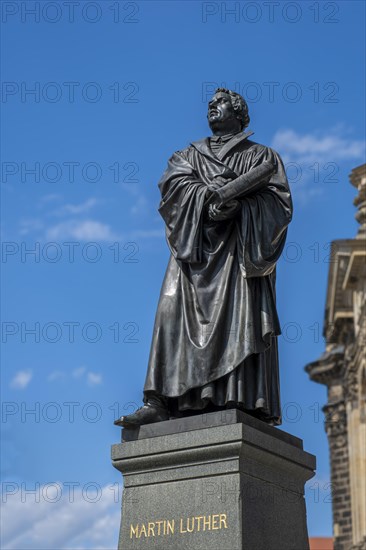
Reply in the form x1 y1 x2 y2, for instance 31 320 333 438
143 131 293 425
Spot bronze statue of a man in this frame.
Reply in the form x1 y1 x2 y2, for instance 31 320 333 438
116 88 293 428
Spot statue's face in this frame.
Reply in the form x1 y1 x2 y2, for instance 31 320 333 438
207 92 239 134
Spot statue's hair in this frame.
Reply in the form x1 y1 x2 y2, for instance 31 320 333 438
215 88 250 130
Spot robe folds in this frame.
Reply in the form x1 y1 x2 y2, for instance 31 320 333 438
143 131 293 424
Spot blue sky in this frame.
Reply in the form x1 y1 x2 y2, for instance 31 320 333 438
1 1 365 547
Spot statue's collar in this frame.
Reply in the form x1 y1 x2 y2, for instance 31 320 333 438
190 130 254 161
210 131 241 143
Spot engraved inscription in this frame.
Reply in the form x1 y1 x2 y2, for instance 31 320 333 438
130 513 228 539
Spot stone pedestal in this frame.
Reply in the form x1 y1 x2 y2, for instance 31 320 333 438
112 410 316 550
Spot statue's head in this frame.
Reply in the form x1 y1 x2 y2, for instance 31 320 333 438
207 88 250 136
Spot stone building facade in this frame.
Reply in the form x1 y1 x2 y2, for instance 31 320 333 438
306 164 366 550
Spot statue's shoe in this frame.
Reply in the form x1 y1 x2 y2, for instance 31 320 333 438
114 403 169 428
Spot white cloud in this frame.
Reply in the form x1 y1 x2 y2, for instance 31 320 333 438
271 127 365 205
72 366 87 378
272 128 365 165
10 370 32 390
45 366 103 386
70 366 102 386
87 372 103 386
47 371 66 382
44 220 164 242
1 483 120 549
39 194 62 205
130 195 148 216
53 198 99 216
45 219 119 241
19 219 44 236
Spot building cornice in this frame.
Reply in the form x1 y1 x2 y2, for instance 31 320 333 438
305 347 345 387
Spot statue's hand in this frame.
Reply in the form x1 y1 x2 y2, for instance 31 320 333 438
208 200 241 221
211 175 228 186
206 175 231 196
205 183 221 196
